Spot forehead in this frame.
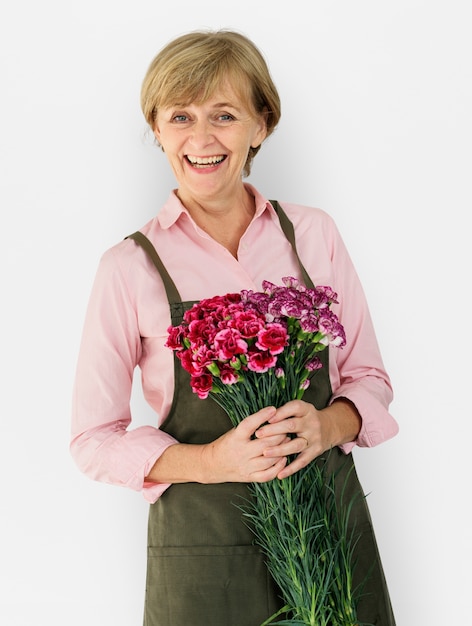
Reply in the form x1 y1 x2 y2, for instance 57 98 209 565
197 85 249 109
163 76 254 112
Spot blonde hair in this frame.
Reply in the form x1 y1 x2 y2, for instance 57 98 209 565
141 29 281 176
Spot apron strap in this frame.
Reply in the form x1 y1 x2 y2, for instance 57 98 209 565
126 231 182 305
269 200 315 290
126 200 312 304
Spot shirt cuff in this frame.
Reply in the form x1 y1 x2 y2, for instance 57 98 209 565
330 381 398 452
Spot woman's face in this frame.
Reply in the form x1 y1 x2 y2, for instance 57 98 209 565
153 83 267 206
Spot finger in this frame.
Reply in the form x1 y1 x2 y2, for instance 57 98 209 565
261 435 308 458
276 451 314 479
246 431 288 456
237 406 276 437
254 434 290 447
268 400 305 423
298 436 309 449
251 457 288 483
255 417 300 439
250 453 287 473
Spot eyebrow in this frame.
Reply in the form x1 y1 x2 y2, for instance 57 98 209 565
167 100 245 114
208 101 242 111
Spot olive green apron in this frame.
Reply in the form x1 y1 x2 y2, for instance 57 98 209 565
129 202 395 626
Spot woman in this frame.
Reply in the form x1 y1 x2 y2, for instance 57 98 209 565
71 29 399 625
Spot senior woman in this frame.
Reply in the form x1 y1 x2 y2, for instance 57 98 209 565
71 29 398 625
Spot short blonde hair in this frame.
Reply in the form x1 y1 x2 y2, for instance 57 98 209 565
141 29 281 176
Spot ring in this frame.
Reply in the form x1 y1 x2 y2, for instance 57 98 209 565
299 436 309 448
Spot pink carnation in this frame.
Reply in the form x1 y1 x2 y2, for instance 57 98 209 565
177 349 204 376
190 373 213 399
256 323 289 355
214 328 248 360
219 365 241 385
165 325 185 350
192 345 218 372
247 350 278 373
229 310 266 339
187 318 218 346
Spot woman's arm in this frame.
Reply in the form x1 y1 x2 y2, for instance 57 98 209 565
146 407 289 484
255 398 361 479
70 246 178 503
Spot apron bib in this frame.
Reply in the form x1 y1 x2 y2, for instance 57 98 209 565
128 202 395 626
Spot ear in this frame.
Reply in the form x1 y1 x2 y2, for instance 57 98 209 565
153 124 162 145
251 111 268 149
152 124 165 151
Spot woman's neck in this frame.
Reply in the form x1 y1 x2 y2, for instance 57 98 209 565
177 186 256 258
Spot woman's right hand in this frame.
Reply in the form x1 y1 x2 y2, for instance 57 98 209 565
200 406 288 484
146 406 288 485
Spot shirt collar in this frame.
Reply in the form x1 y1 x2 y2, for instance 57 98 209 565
157 184 278 230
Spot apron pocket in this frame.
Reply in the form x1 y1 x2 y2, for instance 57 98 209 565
144 544 283 626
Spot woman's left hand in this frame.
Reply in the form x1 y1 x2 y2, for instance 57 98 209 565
254 398 361 479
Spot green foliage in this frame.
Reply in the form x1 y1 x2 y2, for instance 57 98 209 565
245 455 363 626
213 388 369 625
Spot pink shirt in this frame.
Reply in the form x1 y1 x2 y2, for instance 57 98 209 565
71 185 398 503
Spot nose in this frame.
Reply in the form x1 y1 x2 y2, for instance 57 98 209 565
189 119 215 148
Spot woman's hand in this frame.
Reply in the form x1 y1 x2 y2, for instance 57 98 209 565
201 406 289 484
147 400 359 485
254 398 361 479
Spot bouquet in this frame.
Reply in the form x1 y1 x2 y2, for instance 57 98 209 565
166 277 363 625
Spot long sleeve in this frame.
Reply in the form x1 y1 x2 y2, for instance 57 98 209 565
70 246 178 503
283 202 398 452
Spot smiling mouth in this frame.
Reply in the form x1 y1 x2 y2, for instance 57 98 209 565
186 155 226 168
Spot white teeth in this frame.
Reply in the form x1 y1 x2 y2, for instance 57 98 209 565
187 155 224 165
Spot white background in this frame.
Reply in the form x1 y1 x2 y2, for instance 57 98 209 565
1 1 470 624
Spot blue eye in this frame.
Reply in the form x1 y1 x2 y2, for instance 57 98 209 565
211 113 236 126
173 115 188 123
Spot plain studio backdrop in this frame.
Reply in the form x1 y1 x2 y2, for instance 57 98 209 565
1 1 470 624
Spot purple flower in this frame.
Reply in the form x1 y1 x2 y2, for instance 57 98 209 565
305 357 322 371
240 289 271 316
299 312 320 333
318 310 346 348
281 277 304 290
308 285 339 308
